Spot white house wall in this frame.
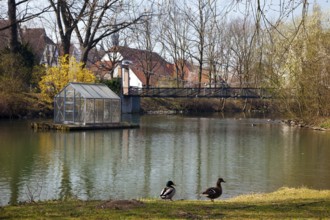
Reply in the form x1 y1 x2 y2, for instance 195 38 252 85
101 51 143 88
40 44 58 66
129 69 143 88
113 66 143 88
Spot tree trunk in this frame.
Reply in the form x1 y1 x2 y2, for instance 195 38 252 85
8 0 20 53
80 46 91 68
60 35 72 64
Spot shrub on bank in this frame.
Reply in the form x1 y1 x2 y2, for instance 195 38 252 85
320 118 330 129
0 92 52 119
140 98 275 113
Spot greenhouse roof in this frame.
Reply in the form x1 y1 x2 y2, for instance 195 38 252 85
56 82 120 99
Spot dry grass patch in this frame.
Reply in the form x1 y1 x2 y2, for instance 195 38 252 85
228 187 330 203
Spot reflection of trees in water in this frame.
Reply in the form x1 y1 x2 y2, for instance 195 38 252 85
52 129 150 200
59 163 73 200
0 126 40 204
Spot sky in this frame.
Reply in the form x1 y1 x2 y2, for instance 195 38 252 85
1 0 330 46
222 0 330 19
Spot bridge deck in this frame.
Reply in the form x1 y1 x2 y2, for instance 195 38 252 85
127 87 273 99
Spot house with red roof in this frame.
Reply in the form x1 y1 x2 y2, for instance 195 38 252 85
172 59 228 88
0 20 58 66
0 20 11 51
20 27 58 66
99 46 175 88
95 46 228 89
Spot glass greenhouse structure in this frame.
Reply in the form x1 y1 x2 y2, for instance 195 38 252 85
54 83 121 124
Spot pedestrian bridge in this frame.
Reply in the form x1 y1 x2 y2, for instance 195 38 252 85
126 87 273 99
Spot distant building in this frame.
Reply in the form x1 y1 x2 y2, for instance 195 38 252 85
98 46 174 88
0 20 11 51
93 46 228 89
20 27 58 66
172 59 228 88
0 20 58 66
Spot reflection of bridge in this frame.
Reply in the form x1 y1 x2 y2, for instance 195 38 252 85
126 87 273 99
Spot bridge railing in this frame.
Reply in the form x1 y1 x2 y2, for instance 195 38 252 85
127 87 273 99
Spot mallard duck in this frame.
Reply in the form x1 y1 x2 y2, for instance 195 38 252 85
201 178 225 202
160 180 176 201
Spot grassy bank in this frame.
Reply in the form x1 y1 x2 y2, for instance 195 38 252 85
1 187 330 219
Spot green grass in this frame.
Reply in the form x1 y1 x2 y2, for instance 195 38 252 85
1 187 330 219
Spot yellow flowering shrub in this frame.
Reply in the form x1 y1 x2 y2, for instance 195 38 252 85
39 55 95 102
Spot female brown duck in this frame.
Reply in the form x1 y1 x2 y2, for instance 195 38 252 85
201 178 225 202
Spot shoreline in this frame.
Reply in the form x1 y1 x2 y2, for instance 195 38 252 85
282 119 330 131
1 95 329 131
1 187 329 219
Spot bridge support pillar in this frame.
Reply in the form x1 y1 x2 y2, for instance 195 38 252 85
121 96 141 113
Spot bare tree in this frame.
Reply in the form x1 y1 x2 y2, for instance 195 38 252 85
133 17 158 88
204 1 226 88
75 0 149 66
48 0 88 58
127 2 169 88
1 0 50 53
48 0 149 66
99 41 120 79
183 0 218 89
228 18 257 88
159 0 190 87
216 24 232 86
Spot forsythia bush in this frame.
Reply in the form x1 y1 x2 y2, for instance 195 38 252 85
39 55 96 102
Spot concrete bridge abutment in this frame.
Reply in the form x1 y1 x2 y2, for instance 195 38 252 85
121 96 141 113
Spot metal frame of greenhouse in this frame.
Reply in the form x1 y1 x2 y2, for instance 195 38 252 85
54 82 121 125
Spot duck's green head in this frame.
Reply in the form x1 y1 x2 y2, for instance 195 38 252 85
166 180 176 187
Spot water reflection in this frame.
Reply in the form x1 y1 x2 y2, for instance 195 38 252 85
0 115 330 205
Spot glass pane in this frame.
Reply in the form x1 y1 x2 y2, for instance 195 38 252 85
85 99 95 123
111 100 121 123
74 98 84 123
95 99 104 123
104 100 111 123
54 97 65 123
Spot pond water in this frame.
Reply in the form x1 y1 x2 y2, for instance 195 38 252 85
0 114 330 205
